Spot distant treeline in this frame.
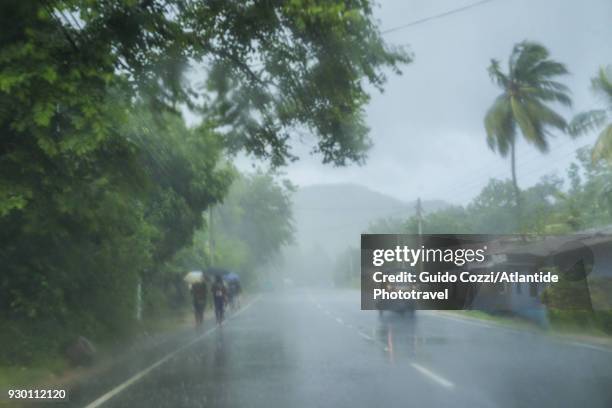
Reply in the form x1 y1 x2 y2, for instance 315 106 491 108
363 146 612 333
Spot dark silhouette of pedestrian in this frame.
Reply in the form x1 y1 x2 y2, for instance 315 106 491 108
211 275 228 325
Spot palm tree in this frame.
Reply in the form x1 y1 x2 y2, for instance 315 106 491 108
569 66 612 162
484 41 572 222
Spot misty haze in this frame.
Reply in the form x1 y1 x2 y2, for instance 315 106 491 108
2 1 612 408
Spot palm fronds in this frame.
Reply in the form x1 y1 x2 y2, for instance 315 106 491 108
484 95 514 156
592 66 612 105
592 124 612 162
485 41 571 222
485 41 571 154
570 65 612 162
569 110 608 136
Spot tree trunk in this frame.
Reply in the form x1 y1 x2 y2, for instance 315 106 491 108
510 141 522 228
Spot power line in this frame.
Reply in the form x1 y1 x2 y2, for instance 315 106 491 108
381 0 499 35
438 139 587 203
302 140 588 233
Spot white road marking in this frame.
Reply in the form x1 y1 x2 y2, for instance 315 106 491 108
315 303 456 391
83 296 260 408
563 340 612 354
429 311 612 354
426 311 507 331
410 363 455 389
359 332 373 341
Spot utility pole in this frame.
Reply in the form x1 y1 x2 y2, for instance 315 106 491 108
416 198 424 275
208 206 214 266
135 277 142 321
416 197 423 236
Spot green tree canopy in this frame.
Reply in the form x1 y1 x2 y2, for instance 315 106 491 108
0 0 407 364
171 170 295 286
215 171 295 273
2 0 409 170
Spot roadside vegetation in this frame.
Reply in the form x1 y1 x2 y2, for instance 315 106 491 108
360 51 612 336
2 0 610 385
0 0 407 380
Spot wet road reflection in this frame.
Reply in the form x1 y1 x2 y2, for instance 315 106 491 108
80 290 612 408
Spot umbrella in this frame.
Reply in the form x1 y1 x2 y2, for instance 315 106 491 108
204 267 230 277
224 272 240 282
184 270 204 284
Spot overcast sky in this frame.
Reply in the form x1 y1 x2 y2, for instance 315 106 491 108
238 0 612 205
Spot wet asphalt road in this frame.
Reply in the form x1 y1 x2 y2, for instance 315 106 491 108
82 290 612 408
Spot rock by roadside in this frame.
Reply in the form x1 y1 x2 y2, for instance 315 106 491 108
16 311 204 408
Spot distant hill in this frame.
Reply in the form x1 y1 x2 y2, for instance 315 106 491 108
288 183 448 256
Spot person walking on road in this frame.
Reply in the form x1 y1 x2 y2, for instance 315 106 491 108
211 275 228 325
228 279 242 311
191 278 207 327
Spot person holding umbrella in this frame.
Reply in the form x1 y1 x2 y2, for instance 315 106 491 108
190 275 207 328
211 274 228 325
225 272 242 311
